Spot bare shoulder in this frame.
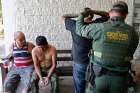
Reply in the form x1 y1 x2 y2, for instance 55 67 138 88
32 46 39 54
49 44 56 53
27 42 35 52
28 42 35 47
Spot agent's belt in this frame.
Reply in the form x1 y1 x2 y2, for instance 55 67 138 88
94 51 132 62
101 67 128 76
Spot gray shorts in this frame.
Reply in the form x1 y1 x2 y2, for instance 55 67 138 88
4 65 33 92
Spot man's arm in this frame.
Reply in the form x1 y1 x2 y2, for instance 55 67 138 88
92 10 109 17
6 44 13 60
60 13 78 24
47 47 57 79
28 42 35 53
32 49 43 81
129 28 139 57
62 14 79 18
76 15 101 39
60 14 78 32
0 44 13 67
131 29 139 82
92 10 109 23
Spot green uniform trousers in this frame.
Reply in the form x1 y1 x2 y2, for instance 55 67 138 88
86 83 96 93
134 82 140 93
94 75 128 93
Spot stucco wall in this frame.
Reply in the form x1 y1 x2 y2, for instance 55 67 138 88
0 0 137 92
1 0 134 54
135 0 140 3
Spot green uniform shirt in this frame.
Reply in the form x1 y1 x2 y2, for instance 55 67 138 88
76 15 139 72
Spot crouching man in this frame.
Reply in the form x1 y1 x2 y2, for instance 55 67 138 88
32 36 59 93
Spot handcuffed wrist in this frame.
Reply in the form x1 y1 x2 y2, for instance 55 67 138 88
40 77 43 81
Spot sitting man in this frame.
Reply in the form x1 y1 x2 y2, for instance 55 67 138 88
32 36 59 93
4 31 35 93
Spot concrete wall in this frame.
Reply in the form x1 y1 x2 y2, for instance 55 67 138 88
132 0 140 75
134 8 140 23
134 0 140 23
1 0 134 55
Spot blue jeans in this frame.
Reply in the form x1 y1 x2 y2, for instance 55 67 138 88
73 63 88 93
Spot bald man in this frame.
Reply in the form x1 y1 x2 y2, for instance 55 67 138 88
4 31 35 93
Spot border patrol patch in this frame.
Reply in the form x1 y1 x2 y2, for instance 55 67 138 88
106 31 128 41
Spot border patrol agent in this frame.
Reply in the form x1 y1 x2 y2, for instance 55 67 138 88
76 1 139 93
60 8 109 93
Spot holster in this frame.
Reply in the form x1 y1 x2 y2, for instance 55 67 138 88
85 63 95 86
128 72 135 87
92 64 102 77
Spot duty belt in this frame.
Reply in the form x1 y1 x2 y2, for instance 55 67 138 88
101 67 128 76
93 51 132 64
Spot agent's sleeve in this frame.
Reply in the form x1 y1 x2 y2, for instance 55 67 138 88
76 15 101 39
129 28 139 57
94 16 109 23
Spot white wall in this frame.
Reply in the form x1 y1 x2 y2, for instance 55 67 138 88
134 8 140 23
1 0 134 55
1 0 16 55
135 0 140 4
0 0 135 92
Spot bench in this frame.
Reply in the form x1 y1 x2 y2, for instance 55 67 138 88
56 50 73 76
0 49 73 92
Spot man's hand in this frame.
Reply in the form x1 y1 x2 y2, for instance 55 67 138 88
60 14 79 24
60 16 65 24
134 72 140 82
81 7 109 17
91 10 109 17
44 77 50 85
0 63 3 67
39 78 46 89
81 7 94 17
62 14 79 18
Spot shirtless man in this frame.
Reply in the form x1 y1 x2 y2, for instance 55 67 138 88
32 36 59 93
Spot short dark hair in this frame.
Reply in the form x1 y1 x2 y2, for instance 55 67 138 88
36 36 48 46
111 1 128 14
